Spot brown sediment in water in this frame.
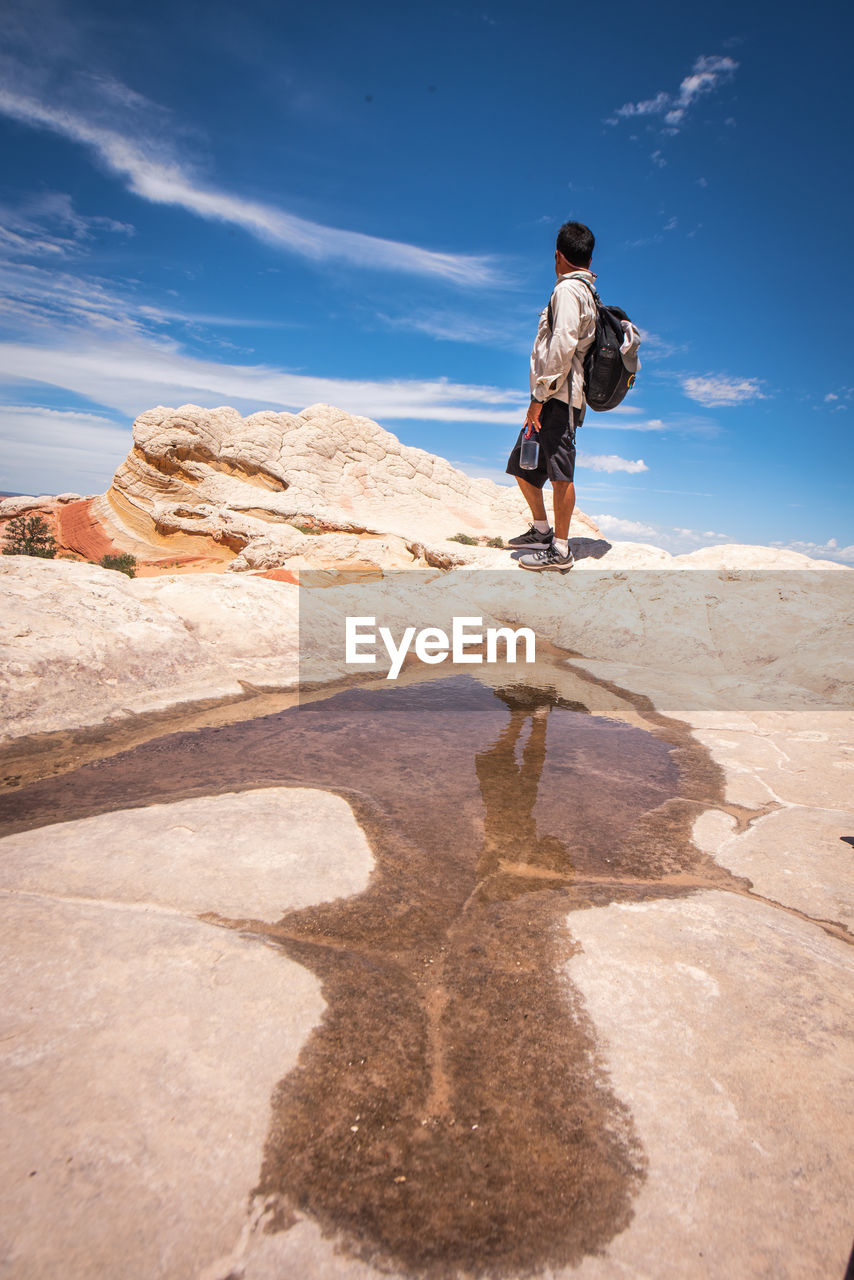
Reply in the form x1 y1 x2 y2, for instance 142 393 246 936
0 668 737 1277
224 679 731 1278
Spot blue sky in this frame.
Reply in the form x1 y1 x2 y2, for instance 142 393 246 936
0 0 852 559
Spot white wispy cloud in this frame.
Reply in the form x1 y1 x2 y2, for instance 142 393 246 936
0 326 689 439
609 55 739 131
0 192 133 260
375 309 529 350
592 518 853 563
636 330 687 361
0 256 293 341
0 258 161 338
623 213 680 251
821 387 853 410
0 404 130 492
582 413 716 434
0 254 699 449
681 374 765 407
0 82 501 286
0 333 530 426
577 453 648 474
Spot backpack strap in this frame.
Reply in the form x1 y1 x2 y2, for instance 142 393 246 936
546 278 599 333
543 279 600 413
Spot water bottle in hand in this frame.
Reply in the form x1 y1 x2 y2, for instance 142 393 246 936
519 430 540 470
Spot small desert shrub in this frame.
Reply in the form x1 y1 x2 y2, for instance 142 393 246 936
2 514 57 558
487 536 505 548
292 522 323 536
449 533 478 546
100 553 137 578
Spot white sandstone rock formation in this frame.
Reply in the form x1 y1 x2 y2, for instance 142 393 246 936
4 403 846 575
2 550 851 744
101 401 601 569
0 556 300 739
0 495 58 517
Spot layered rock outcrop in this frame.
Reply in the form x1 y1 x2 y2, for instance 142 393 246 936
4 402 847 575
100 402 600 571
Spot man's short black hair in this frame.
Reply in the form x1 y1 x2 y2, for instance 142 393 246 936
556 221 595 268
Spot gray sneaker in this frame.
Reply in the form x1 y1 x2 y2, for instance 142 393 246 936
518 543 574 573
507 523 553 549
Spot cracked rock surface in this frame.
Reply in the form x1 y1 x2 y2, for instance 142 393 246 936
0 411 852 1279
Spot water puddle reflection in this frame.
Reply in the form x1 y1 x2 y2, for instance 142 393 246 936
0 670 730 1277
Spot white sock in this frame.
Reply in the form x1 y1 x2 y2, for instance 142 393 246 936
533 520 550 533
554 538 569 556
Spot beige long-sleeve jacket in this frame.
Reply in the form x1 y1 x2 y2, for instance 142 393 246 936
529 269 598 409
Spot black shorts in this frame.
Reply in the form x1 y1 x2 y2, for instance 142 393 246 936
505 399 582 488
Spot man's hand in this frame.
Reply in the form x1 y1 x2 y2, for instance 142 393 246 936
524 398 543 433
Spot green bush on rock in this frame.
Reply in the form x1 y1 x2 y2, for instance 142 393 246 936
100 553 137 578
2 514 57 558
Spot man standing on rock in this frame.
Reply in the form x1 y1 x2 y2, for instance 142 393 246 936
505 221 597 573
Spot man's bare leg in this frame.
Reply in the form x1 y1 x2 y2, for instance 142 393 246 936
552 481 575 540
515 476 549 524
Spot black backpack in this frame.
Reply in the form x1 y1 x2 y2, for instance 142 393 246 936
548 279 638 412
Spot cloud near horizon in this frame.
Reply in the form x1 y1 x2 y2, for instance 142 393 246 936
0 82 502 287
0 404 132 492
771 537 854 565
592 513 739 557
593 514 658 538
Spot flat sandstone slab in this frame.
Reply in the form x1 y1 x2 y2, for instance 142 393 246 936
0 894 323 1280
0 788 374 921
565 891 854 1280
0 789 375 1279
694 804 854 929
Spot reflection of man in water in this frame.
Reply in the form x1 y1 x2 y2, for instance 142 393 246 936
474 686 574 899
